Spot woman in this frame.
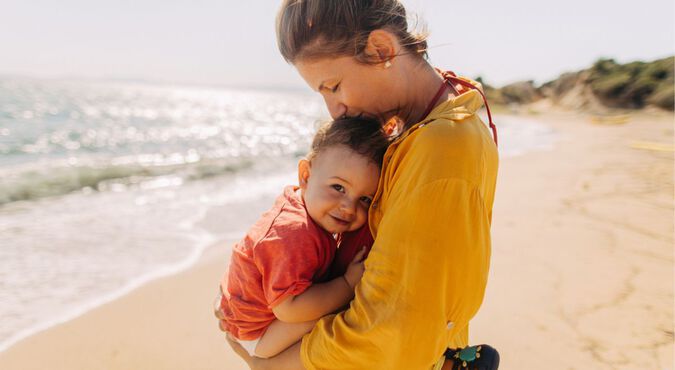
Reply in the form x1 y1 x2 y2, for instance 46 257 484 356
217 1 499 369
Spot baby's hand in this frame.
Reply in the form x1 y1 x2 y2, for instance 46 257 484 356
343 247 367 290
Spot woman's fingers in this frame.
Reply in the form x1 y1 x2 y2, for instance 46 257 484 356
219 319 229 332
215 293 230 333
213 291 225 320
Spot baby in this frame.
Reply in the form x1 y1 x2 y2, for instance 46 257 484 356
215 117 389 358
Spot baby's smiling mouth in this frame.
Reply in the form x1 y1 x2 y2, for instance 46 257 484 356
330 215 350 226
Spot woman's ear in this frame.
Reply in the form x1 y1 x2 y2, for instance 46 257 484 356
365 29 399 65
298 159 311 190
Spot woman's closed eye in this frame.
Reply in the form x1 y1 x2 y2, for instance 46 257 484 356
330 83 340 93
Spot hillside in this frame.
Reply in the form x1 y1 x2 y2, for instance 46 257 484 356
481 56 674 111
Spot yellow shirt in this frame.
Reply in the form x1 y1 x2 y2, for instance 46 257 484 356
301 79 499 370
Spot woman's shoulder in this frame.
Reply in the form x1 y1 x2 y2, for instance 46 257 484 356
408 116 490 161
387 116 497 188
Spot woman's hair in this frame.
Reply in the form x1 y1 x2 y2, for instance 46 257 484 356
307 117 390 168
276 0 428 64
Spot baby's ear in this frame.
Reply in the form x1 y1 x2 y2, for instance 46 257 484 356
297 159 311 190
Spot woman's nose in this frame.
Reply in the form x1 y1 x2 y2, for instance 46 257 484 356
323 96 347 119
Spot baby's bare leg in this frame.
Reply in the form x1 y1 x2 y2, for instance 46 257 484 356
254 319 317 358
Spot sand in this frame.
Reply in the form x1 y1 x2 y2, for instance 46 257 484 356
0 111 672 370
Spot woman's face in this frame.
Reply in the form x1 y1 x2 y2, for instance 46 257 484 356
295 56 400 122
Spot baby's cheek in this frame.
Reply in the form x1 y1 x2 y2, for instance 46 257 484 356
355 209 368 227
305 201 324 225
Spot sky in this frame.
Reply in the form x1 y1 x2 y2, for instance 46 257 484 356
0 0 673 89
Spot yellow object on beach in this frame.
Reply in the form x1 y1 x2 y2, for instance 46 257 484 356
590 114 631 125
300 80 499 370
629 140 675 152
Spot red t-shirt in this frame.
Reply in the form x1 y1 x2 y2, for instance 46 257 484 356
329 223 374 279
219 186 337 340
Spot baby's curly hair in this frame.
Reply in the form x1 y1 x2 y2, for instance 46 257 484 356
307 117 390 168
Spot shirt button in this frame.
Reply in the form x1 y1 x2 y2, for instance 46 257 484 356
446 321 454 330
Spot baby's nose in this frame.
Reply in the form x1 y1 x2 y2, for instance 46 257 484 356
339 201 357 218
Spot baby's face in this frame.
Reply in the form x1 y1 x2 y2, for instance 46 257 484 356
300 145 380 234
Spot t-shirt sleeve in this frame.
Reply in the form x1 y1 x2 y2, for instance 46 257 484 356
300 179 491 369
252 225 322 309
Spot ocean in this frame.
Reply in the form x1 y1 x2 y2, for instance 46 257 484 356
0 76 557 352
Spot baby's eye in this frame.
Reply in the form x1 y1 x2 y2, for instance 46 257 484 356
360 196 373 206
331 184 345 193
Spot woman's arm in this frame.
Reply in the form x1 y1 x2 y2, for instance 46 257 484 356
227 333 458 370
272 248 366 322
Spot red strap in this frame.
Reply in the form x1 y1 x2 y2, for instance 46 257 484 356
420 77 455 120
441 71 498 147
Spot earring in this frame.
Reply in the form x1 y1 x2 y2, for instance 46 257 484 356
384 60 392 69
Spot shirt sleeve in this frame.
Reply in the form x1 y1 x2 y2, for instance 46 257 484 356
253 226 322 309
300 179 492 369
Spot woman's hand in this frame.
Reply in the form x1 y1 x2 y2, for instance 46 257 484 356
213 290 227 330
343 246 367 290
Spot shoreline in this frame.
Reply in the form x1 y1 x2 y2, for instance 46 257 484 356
0 238 249 370
0 169 292 357
0 110 672 369
0 232 218 354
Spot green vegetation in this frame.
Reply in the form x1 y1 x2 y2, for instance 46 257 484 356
477 56 674 111
475 76 506 106
588 57 674 109
500 81 541 104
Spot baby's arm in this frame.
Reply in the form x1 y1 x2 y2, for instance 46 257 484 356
251 248 366 358
271 247 366 323
254 319 317 358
